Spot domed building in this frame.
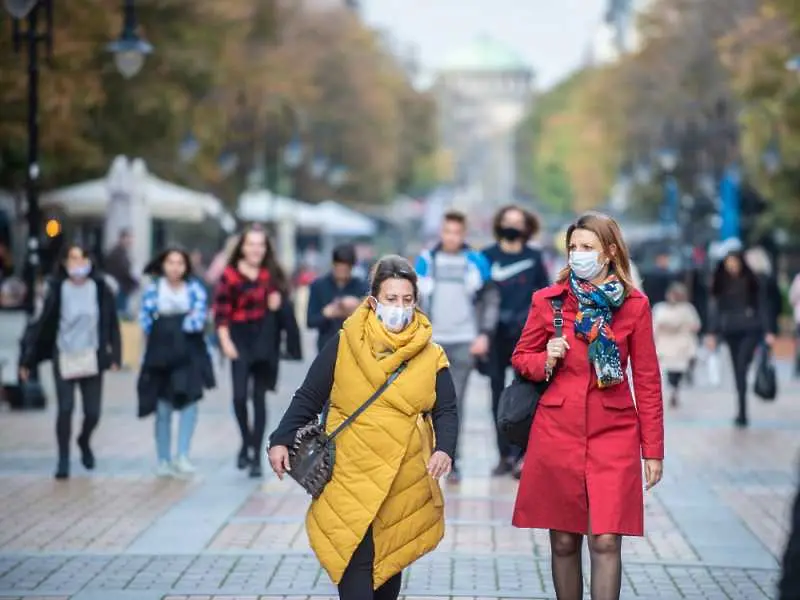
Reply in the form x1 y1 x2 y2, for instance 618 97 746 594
434 36 533 218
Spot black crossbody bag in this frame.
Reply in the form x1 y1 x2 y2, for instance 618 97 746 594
497 296 565 451
288 362 407 498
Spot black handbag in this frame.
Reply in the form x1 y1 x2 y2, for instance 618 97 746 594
288 362 407 498
754 345 777 401
497 296 565 450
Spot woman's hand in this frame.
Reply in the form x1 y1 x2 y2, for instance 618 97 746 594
546 336 570 367
644 459 663 490
765 333 776 347
427 450 452 479
268 291 282 312
268 445 291 480
18 367 28 382
220 338 239 360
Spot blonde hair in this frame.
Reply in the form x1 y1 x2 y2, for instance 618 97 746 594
557 212 636 293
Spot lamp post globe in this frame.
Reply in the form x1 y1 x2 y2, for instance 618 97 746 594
108 37 152 78
3 0 38 19
107 0 153 79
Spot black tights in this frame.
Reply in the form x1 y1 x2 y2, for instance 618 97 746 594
54 367 103 460
550 530 622 600
230 358 270 464
338 526 402 600
724 333 760 421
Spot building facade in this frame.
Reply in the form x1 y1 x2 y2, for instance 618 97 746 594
434 36 533 221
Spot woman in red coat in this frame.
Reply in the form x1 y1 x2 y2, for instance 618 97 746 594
511 212 664 600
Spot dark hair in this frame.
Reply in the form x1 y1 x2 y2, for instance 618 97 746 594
332 244 357 266
369 255 418 299
711 251 759 303
443 210 467 227
56 243 92 276
143 247 192 280
492 205 540 241
228 224 289 293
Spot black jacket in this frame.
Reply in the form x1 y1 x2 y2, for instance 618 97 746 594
307 273 368 352
230 298 303 391
137 314 215 417
20 270 121 370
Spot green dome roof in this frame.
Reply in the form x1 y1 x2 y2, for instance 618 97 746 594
441 36 530 72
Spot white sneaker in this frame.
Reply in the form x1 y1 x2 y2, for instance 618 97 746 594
156 460 174 478
173 455 196 475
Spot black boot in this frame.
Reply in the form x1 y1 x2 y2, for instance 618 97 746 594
237 446 250 470
77 434 95 470
249 461 263 478
54 457 69 480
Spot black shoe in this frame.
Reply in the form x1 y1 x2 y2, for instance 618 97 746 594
77 436 95 470
669 394 679 408
249 462 263 478
55 458 69 480
237 447 250 470
734 415 749 428
491 458 513 477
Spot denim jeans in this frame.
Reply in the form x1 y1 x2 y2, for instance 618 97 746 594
155 400 198 462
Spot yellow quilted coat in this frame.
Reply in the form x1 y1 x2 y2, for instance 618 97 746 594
306 302 449 588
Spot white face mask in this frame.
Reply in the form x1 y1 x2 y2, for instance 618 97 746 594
569 250 606 281
374 301 414 333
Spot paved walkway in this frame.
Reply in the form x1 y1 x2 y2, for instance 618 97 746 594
0 342 798 599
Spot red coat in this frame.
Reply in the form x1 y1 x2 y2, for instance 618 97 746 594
510 281 664 536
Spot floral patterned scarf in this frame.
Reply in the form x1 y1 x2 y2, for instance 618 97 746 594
569 271 627 388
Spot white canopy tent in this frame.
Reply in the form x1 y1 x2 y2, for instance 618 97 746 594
41 169 232 228
236 191 377 237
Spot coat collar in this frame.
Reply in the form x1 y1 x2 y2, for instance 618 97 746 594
540 281 569 299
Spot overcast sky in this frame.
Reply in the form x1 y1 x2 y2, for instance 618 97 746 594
361 0 608 90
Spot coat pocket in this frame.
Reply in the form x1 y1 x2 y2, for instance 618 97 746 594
600 392 634 410
539 394 565 408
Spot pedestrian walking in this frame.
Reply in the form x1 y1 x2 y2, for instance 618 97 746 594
482 205 550 477
652 282 701 407
213 225 302 478
511 212 664 600
19 244 121 480
790 271 800 377
137 247 214 477
268 255 457 600
307 244 368 353
706 249 774 427
103 228 139 318
415 209 499 484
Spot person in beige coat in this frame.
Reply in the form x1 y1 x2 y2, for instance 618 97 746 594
653 282 701 407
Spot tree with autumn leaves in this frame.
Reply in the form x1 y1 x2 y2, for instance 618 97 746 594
518 0 800 235
0 1 437 206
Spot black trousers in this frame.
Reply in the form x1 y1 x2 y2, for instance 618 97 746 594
338 526 402 600
53 364 103 460
488 330 520 460
230 357 270 463
723 333 760 420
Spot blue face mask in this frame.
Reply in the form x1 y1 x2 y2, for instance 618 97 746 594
68 263 91 279
375 301 414 333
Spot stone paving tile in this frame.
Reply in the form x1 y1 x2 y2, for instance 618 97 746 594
0 477 193 552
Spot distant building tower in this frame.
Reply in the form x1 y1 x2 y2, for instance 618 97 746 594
434 36 533 218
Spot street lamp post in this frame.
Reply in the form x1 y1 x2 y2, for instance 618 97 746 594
7 0 52 315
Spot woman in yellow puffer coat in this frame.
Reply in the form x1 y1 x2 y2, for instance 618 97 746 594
268 255 458 600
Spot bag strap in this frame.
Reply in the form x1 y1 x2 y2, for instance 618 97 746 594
551 296 565 336
328 362 408 441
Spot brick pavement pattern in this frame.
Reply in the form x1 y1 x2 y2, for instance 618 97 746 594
0 340 798 599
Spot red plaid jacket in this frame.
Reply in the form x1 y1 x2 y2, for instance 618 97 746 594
213 265 275 326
